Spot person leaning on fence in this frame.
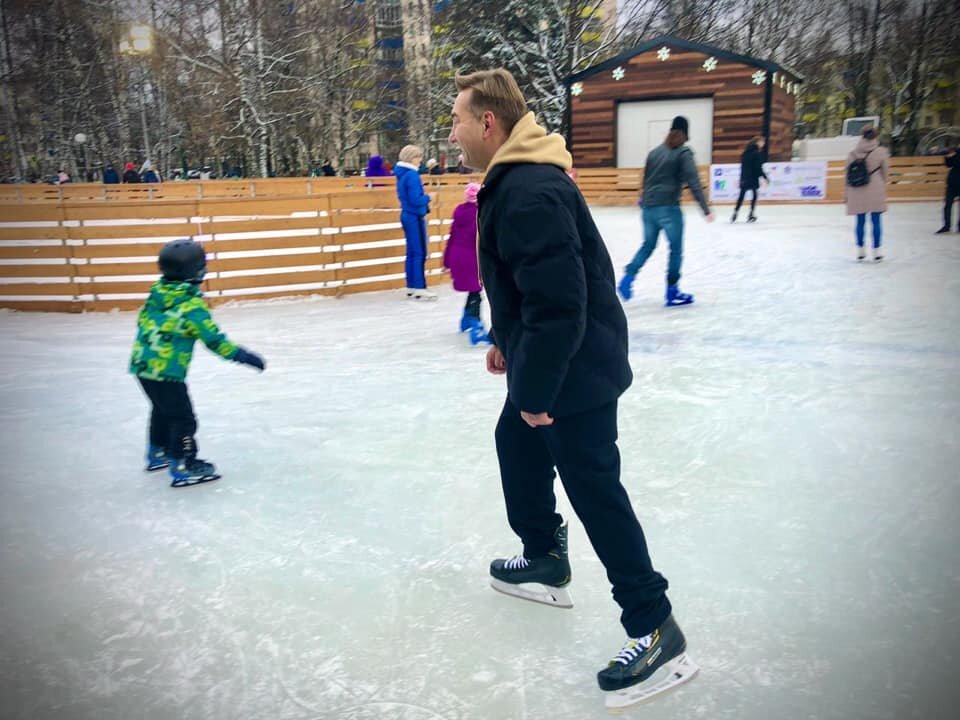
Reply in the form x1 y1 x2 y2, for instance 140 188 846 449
395 144 437 300
844 126 889 262
937 146 960 234
130 238 266 488
103 163 120 184
122 162 141 183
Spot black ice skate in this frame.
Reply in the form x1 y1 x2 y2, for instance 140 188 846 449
168 436 220 487
489 520 572 608
598 614 699 709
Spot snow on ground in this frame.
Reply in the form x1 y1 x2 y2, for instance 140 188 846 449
0 203 958 720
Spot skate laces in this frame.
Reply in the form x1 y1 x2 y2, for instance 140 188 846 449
503 555 529 570
612 633 654 665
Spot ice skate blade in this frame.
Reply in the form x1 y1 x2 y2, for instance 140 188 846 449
604 653 699 711
170 474 221 488
490 578 573 609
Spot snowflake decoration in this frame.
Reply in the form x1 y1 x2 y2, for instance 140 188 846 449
752 70 767 85
570 82 584 97
702 57 718 72
612 66 625 81
657 46 670 62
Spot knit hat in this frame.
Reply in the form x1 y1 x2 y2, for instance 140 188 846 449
125 162 135 171
670 116 689 135
464 182 481 203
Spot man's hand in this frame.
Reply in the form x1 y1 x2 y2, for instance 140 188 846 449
486 345 506 375
705 213 716 223
521 411 554 427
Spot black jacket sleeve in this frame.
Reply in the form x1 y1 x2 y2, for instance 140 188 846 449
496 191 587 414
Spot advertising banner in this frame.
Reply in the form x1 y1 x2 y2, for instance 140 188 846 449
709 161 828 202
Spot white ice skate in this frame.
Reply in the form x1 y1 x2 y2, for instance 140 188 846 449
406 287 438 301
603 652 700 711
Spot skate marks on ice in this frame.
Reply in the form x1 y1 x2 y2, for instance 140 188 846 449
604 653 700 712
489 578 574 608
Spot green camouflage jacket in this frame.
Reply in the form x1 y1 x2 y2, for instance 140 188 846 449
130 279 238 382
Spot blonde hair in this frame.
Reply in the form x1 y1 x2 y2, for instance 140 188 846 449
454 68 528 134
398 145 423 163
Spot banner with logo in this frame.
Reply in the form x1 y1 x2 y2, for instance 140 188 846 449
709 161 828 202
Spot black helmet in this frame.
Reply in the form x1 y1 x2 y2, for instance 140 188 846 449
158 238 207 283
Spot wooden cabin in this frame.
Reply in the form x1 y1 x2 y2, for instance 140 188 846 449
567 35 802 167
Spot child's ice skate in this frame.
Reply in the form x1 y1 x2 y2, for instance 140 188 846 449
489 520 572 608
407 287 438 301
168 436 220 487
665 284 694 307
599 614 699 709
169 457 221 487
144 444 170 471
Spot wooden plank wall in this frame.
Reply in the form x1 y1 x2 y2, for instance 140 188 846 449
570 49 799 166
575 157 948 206
0 183 479 313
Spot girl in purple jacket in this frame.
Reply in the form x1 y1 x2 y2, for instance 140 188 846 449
443 182 490 344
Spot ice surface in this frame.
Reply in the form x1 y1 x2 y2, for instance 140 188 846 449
1 203 958 720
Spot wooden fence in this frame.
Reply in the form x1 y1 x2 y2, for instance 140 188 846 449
0 158 945 312
0 184 479 313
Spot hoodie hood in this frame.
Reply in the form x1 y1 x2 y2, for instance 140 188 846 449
855 137 879 154
146 279 201 312
486 112 572 175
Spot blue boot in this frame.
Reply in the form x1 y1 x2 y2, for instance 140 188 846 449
665 285 694 307
145 444 169 471
169 456 220 487
460 312 474 333
617 272 635 301
469 321 492 346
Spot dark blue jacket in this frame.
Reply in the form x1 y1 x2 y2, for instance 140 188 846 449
103 166 120 184
394 163 431 216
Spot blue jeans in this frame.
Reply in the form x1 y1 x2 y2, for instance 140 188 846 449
855 212 882 248
401 211 427 288
626 205 684 286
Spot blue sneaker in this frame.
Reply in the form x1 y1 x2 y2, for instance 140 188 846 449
145 444 169 471
665 285 694 307
617 273 635 301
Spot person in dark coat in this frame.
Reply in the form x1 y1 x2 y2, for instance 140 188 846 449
731 136 768 223
320 159 336 177
937 147 960 233
102 163 120 184
122 162 141 183
448 68 692 702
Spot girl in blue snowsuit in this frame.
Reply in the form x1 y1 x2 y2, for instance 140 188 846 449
394 144 435 299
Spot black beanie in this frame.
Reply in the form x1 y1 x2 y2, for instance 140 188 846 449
671 116 689 135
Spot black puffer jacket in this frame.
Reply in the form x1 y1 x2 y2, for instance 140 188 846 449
739 142 768 190
946 150 960 191
477 113 632 418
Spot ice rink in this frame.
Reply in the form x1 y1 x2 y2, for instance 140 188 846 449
1 202 958 720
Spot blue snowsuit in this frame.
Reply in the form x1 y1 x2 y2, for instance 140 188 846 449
394 163 432 289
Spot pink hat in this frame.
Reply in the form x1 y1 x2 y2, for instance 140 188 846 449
464 182 481 203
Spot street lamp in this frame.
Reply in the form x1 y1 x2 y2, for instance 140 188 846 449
74 133 88 181
119 24 154 163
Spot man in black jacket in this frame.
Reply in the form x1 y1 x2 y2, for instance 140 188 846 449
448 68 695 706
937 147 960 233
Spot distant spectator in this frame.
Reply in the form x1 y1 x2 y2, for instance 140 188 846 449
937 147 960 234
122 162 141 184
844 125 889 261
427 158 444 175
321 158 336 177
366 155 389 177
103 163 120 184
200 166 213 180
457 153 470 174
141 160 161 183
55 169 71 185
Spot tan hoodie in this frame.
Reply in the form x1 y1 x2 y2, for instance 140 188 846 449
485 112 572 175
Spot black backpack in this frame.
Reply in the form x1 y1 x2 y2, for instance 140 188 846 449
846 149 876 187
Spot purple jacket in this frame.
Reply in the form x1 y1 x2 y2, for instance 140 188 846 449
443 201 481 292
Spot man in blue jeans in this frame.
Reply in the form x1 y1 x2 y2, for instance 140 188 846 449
618 116 714 306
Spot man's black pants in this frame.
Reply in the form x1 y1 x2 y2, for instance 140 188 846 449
138 378 198 459
494 397 672 638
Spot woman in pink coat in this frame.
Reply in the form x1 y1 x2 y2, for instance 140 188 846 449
442 182 490 345
844 126 890 261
